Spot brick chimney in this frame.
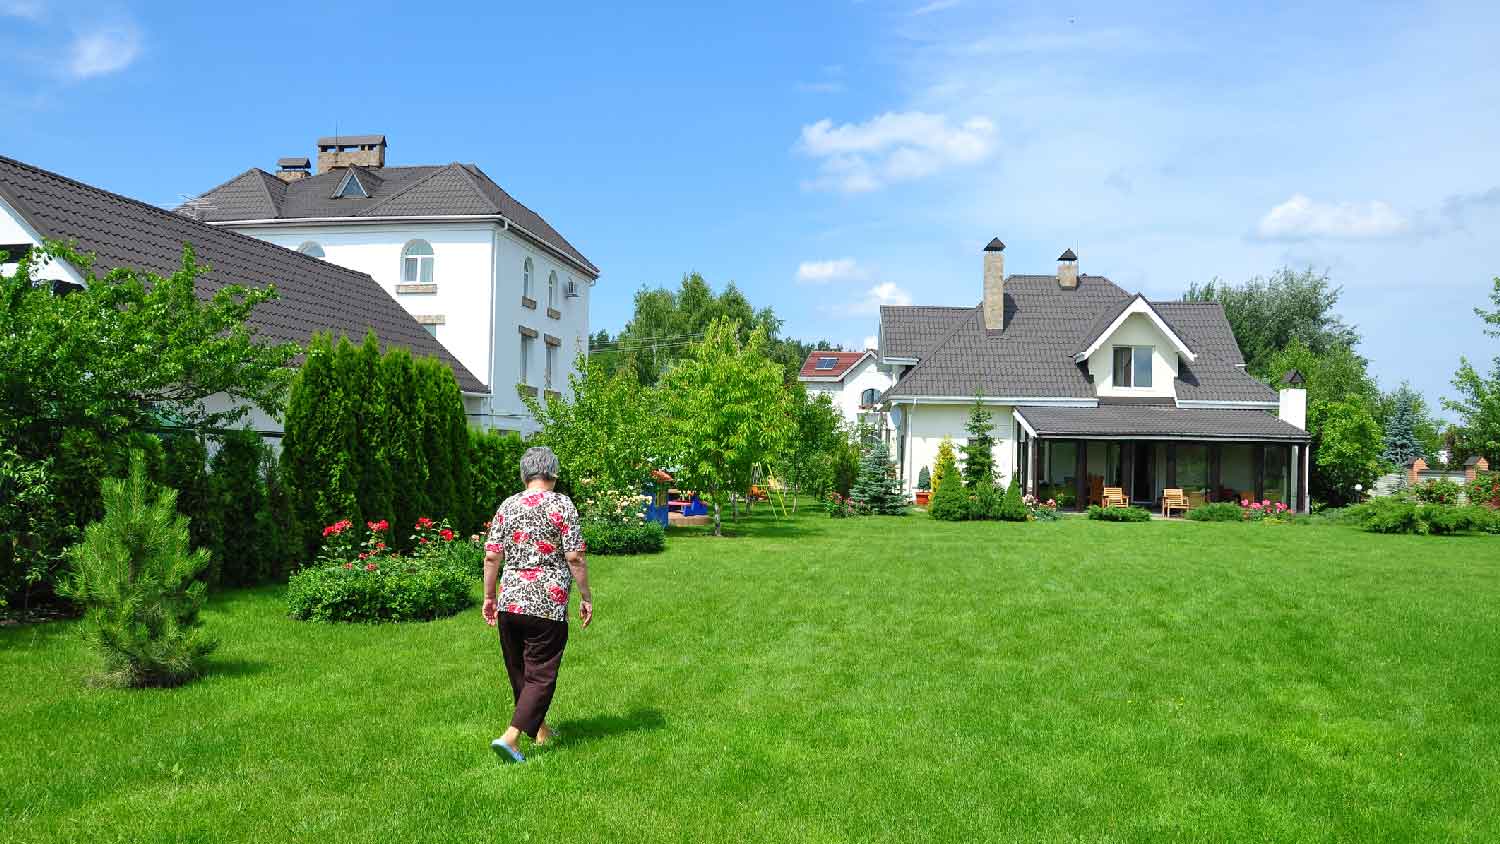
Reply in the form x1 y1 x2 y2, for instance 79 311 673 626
316 134 386 174
1408 457 1428 487
1466 455 1490 482
1058 248 1079 289
983 237 1005 330
275 157 311 183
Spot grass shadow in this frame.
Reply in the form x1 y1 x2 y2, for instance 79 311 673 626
552 707 667 749
207 656 273 679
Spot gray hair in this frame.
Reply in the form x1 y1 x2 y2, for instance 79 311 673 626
520 446 560 483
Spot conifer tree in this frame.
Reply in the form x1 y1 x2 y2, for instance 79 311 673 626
961 400 997 487
61 452 218 687
380 346 430 538
933 438 958 490
1381 384 1424 467
280 333 360 554
999 477 1028 521
350 333 396 531
850 438 907 515
210 429 272 585
917 465 931 491
417 357 457 521
928 461 970 521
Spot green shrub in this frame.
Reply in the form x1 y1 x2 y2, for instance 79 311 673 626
1413 478 1463 506
468 428 526 529
1348 498 1495 535
928 468 969 521
1469 471 1500 507
916 466 931 491
209 429 283 585
850 439 908 515
582 521 666 555
1187 502 1244 522
59 453 218 687
969 478 1002 520
1087 505 1152 522
998 478 1028 522
286 558 471 623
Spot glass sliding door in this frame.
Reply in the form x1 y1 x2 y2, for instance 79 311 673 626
1264 444 1290 504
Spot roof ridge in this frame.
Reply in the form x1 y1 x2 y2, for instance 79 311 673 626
882 305 983 395
250 169 286 214
175 167 271 215
354 162 496 218
462 163 597 273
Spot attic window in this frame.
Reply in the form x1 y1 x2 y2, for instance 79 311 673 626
335 171 367 199
1 243 31 263
815 357 838 371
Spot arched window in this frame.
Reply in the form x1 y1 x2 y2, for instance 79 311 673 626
297 241 324 259
401 240 434 284
523 258 534 298
548 271 558 310
861 388 878 407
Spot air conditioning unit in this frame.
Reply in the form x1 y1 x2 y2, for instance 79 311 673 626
564 280 580 299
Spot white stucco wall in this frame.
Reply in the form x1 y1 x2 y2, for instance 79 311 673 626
1085 313 1180 399
229 221 594 434
803 356 894 427
899 402 1016 492
0 197 84 286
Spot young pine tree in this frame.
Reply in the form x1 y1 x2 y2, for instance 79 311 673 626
961 401 996 488
849 438 907 515
61 452 218 687
932 437 957 489
917 465 931 491
999 477 1028 522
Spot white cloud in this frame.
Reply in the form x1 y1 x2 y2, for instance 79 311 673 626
862 335 879 351
912 0 961 15
1254 194 1410 241
67 24 141 80
835 282 912 316
796 258 868 284
797 111 996 193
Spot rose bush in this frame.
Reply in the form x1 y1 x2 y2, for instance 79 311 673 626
287 517 472 623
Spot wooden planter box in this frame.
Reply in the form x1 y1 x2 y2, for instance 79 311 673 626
914 490 931 506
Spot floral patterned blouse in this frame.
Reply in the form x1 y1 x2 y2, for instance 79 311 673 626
484 489 585 622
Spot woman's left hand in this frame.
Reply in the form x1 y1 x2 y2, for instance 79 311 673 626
482 598 498 626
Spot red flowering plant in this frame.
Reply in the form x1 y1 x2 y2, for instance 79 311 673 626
409 515 483 576
1239 499 1292 523
288 514 475 623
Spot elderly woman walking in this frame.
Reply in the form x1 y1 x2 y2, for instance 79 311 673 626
482 446 593 764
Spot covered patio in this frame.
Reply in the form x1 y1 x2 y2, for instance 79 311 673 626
1013 405 1312 514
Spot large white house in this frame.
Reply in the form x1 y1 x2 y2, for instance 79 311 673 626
182 135 598 434
874 239 1312 512
797 350 896 431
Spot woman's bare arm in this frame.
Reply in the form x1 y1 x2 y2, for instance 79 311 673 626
566 550 592 627
482 549 502 625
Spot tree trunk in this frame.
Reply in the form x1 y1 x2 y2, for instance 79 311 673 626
792 480 800 513
712 501 722 536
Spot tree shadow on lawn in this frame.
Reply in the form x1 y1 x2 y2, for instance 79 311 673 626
550 707 667 749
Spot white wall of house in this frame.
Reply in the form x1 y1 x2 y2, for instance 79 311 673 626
0 197 84 286
899 402 1016 492
230 221 593 434
803 356 894 427
1085 313 1180 399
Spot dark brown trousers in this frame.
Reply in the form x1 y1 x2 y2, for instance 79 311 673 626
498 611 569 738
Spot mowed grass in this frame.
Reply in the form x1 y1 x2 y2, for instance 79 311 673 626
3 509 1498 843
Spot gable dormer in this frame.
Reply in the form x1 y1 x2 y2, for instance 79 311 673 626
1073 295 1195 399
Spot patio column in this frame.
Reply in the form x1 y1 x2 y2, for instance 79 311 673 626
1074 439 1087 511
1166 444 1177 489
1298 443 1311 513
1027 437 1040 497
1209 444 1222 502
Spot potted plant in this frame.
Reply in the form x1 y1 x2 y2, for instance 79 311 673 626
915 465 932 506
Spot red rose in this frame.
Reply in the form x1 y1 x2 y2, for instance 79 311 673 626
342 562 353 569
440 529 455 542
358 552 369 560
518 567 541 581
419 537 429 544
376 541 386 549
547 585 568 605
365 563 378 571
416 517 434 528
536 540 556 555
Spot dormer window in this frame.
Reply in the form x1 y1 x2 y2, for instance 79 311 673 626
1112 346 1154 388
815 356 838 371
334 171 367 199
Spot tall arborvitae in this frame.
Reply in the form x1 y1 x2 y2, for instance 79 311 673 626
281 333 360 555
160 432 219 575
416 357 457 521
210 428 272 585
351 332 395 533
961 400 996 488
381 346 429 540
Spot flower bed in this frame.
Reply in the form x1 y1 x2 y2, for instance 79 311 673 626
1023 493 1061 522
286 518 474 623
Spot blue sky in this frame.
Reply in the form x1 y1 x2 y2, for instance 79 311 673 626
5 0 1499 412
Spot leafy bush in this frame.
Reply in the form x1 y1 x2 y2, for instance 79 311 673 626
1087 505 1152 522
1413 478 1463 506
928 468 970 522
969 479 1002 520
1186 502 1243 522
59 453 218 687
824 492 855 519
1023 493 1061 522
1348 498 1495 535
287 516 474 622
210 429 288 585
468 428 526 529
581 521 666 555
998 479 1028 522
1469 471 1500 507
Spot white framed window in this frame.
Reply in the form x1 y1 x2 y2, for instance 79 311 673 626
523 258 534 298
519 334 534 385
297 241 324 258
1112 346 1154 388
545 344 558 389
401 240 434 284
861 388 878 407
548 271 558 309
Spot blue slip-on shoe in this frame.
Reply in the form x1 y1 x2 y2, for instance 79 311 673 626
491 739 526 764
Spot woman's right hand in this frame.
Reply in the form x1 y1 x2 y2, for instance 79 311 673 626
482 597 498 626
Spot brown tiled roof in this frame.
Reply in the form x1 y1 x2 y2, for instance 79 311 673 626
798 350 869 380
181 162 597 276
0 154 485 393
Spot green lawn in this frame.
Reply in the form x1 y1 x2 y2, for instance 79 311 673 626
3 509 1498 843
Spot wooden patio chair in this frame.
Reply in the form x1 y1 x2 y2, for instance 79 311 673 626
1162 488 1190 518
1186 489 1207 509
1087 476 1104 507
1102 486 1127 508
